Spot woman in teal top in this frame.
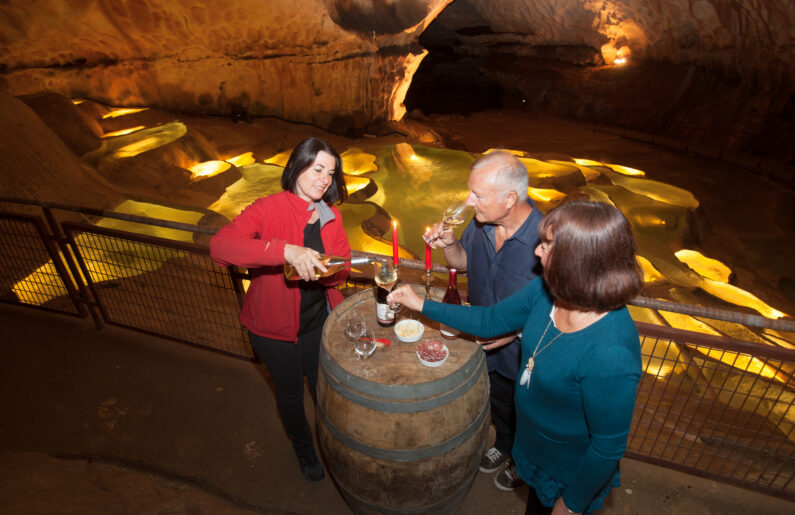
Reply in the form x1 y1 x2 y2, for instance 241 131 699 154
389 201 643 514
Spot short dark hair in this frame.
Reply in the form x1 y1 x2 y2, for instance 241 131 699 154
539 201 642 311
281 137 347 205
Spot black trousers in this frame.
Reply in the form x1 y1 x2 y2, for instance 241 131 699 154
248 324 324 458
489 370 517 456
525 490 553 515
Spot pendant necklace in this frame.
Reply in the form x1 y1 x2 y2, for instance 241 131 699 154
519 317 565 389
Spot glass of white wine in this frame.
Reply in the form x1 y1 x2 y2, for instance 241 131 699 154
373 260 400 311
442 200 473 230
423 200 473 244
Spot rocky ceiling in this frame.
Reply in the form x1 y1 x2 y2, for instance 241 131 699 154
0 1 792 139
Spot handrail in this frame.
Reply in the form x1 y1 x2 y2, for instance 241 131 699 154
1 196 793 332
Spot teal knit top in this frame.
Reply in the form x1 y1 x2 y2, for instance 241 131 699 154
423 278 641 512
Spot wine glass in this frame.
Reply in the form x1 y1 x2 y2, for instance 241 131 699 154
353 328 377 359
442 200 474 230
423 200 473 244
373 260 400 311
344 312 366 342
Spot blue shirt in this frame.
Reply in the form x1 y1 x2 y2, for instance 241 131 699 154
460 198 543 378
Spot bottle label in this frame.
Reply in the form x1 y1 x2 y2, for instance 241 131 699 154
375 286 395 326
376 302 395 324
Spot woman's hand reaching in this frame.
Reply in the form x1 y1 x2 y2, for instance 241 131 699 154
284 244 326 281
387 285 424 313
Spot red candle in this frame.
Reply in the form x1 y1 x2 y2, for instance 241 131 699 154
424 227 432 271
392 220 399 266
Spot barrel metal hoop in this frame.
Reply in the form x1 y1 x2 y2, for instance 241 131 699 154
317 396 489 462
337 469 477 514
320 352 485 414
319 345 485 402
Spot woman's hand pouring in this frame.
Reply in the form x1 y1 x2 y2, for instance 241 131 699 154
284 244 326 281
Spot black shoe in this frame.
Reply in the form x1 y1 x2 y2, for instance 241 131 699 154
494 462 522 492
298 454 325 482
479 446 509 473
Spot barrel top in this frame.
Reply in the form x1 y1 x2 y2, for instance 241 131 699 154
323 286 480 386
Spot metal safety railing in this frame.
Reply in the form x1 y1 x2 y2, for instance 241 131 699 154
0 197 793 500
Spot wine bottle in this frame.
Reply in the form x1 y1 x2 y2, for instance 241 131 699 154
374 261 398 327
284 255 372 281
440 268 462 339
375 285 395 326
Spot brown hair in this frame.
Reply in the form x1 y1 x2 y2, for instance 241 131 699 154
281 137 347 205
538 201 642 311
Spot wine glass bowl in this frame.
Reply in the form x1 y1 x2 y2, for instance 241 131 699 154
424 200 473 245
441 201 473 230
373 260 398 292
344 313 366 342
353 329 377 359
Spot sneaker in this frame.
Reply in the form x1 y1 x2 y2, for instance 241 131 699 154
494 463 523 492
298 454 325 482
479 446 509 473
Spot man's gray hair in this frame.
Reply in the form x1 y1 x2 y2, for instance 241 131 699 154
470 151 529 200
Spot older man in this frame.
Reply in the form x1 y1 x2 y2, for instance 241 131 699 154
427 151 542 492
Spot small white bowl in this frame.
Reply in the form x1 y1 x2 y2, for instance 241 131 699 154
417 344 449 368
394 319 424 343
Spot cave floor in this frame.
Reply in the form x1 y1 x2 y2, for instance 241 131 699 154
1 303 793 514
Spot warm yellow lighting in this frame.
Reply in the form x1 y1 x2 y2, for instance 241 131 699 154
190 160 231 179
607 174 699 209
71 99 85 104
226 152 255 167
628 305 665 325
13 200 204 305
700 279 787 319
263 150 291 167
607 164 645 176
658 311 783 382
341 149 378 175
528 187 566 203
394 142 417 164
83 121 188 161
102 107 148 119
675 249 732 282
344 175 370 195
637 255 666 283
102 126 146 138
614 57 627 65
573 158 603 166
389 49 428 122
484 148 528 157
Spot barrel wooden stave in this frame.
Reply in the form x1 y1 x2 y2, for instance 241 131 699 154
317 288 490 514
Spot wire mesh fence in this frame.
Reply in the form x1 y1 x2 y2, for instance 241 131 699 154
0 212 81 316
628 323 794 499
1 200 794 500
63 222 252 359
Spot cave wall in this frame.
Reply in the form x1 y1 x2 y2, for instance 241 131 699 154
0 0 449 129
0 0 792 135
426 0 793 88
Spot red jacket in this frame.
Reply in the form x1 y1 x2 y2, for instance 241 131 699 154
210 191 350 341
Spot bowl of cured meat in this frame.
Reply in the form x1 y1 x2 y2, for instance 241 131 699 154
416 339 449 367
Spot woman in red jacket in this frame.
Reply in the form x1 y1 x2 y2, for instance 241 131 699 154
210 137 351 482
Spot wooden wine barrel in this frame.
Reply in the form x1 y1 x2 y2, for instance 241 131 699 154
317 286 490 514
